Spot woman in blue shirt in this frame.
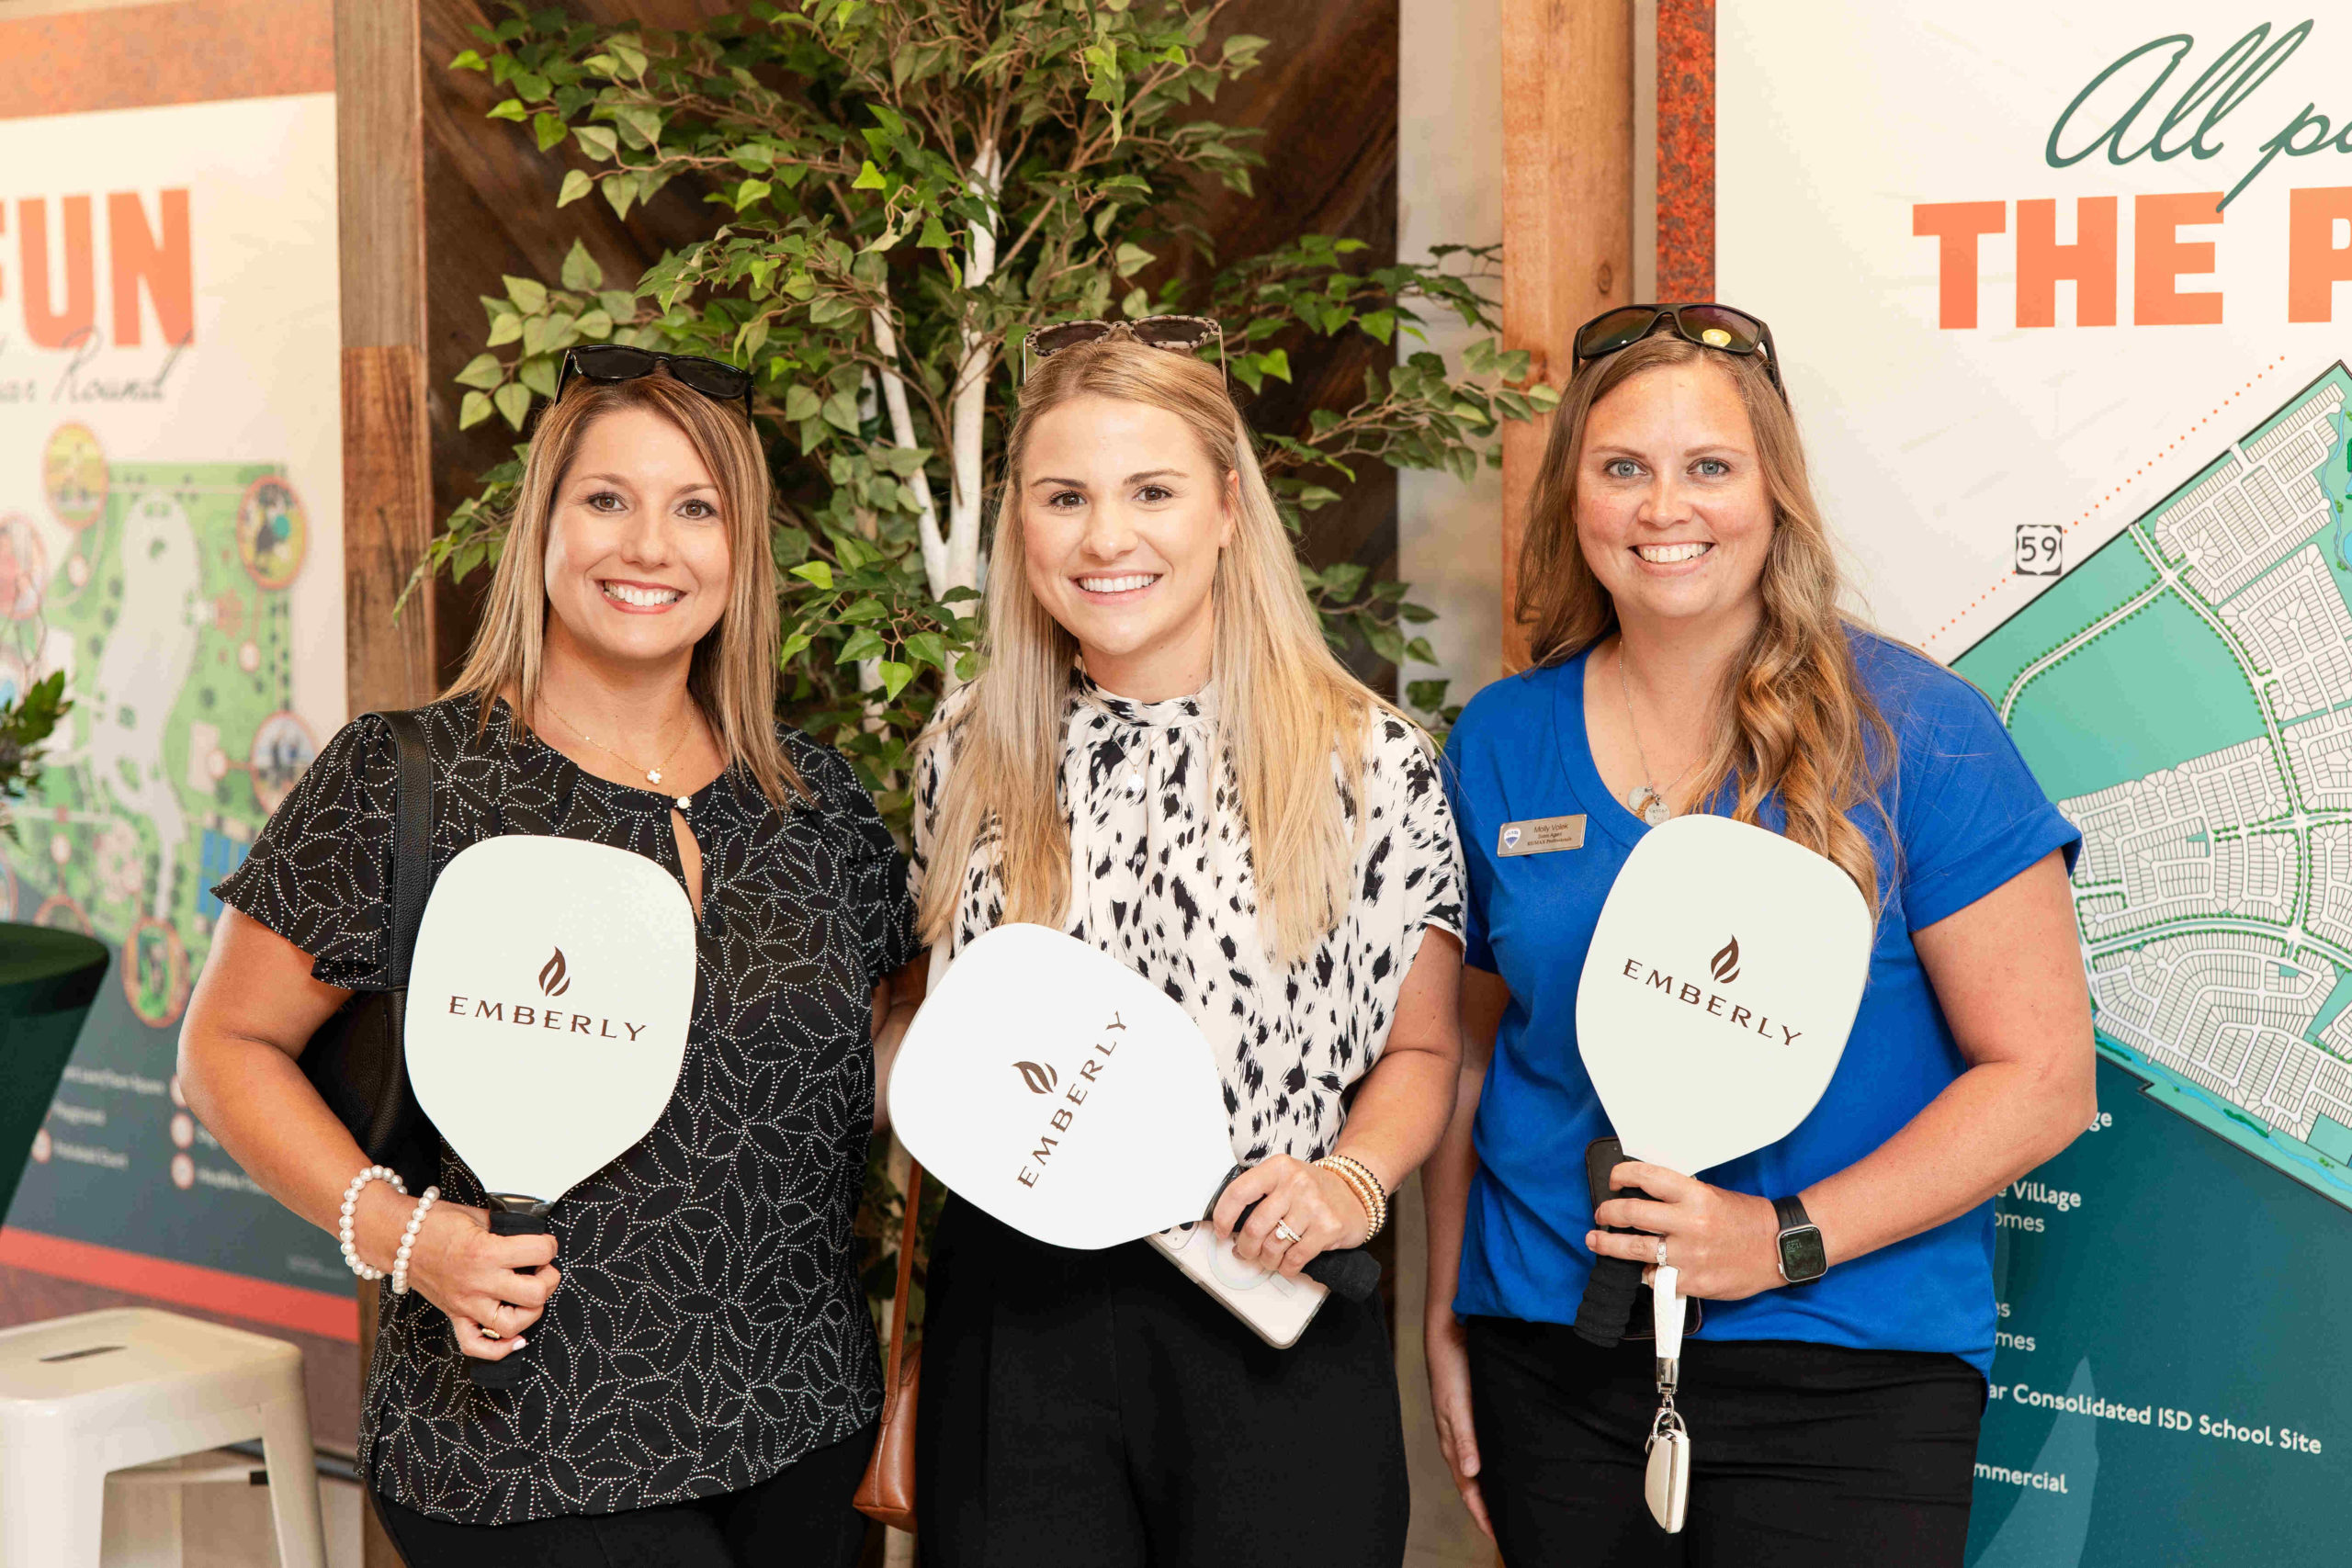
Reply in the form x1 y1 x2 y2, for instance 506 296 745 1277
1422 305 2096 1566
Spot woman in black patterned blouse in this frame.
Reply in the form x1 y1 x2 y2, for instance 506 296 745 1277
179 363 921 1567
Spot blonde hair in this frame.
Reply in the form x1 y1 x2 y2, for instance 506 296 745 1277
1516 333 1894 909
444 371 808 808
917 336 1394 961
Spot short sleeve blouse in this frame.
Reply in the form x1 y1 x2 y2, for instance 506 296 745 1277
909 675 1465 1164
214 694 917 1525
1442 634 2081 1377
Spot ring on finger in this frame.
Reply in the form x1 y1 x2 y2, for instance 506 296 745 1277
1654 1236 1669 1267
1273 1221 1302 1246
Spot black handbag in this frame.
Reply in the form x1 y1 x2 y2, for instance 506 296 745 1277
297 709 439 1193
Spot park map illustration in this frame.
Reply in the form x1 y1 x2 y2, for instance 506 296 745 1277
0 423 313 1039
1955 363 2352 1210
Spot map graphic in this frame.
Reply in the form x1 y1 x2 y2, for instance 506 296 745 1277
0 424 346 1298
1954 364 2352 1211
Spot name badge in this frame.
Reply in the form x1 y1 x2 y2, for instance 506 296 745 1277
1498 815 1586 857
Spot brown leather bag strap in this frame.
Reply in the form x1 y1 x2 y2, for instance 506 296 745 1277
883 1162 922 1389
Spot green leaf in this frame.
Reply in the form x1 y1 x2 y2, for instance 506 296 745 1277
557 168 594 207
837 627 888 664
449 49 489 71
820 389 862 434
455 353 505 390
852 160 888 191
486 97 527 123
493 380 533 431
1114 242 1155 278
573 124 619 162
904 631 948 671
877 660 915 701
560 239 603 291
503 275 548 314
615 106 663 148
485 312 524 347
516 356 560 400
459 389 494 429
779 629 814 662
733 178 772 211
573 309 612 340
782 385 822 422
1258 348 1292 383
839 596 889 624
602 171 639 220
917 213 952 249
532 111 567 152
790 561 835 591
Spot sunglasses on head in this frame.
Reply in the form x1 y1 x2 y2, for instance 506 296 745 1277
1019 315 1227 384
1571 304 1784 400
557 345 756 418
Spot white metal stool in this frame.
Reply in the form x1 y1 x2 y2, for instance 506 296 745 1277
0 1307 327 1568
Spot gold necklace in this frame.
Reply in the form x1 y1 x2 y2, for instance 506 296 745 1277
538 698 696 786
1617 645 1702 827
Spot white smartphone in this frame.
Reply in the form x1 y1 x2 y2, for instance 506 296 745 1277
1148 1220 1328 1348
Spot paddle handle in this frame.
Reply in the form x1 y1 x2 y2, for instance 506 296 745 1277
466 1206 552 1390
1209 1165 1383 1303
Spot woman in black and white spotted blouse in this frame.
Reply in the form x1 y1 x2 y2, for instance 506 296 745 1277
179 362 920 1567
891 326 1467 1568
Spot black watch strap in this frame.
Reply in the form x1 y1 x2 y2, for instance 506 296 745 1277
1772 1194 1810 1232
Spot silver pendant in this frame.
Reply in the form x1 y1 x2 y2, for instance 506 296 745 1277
1645 1401 1691 1533
648 769 663 784
1629 785 1670 826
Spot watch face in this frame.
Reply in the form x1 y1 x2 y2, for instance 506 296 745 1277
1780 1225 1828 1282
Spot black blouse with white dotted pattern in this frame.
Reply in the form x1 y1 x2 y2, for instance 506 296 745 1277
213 694 916 1526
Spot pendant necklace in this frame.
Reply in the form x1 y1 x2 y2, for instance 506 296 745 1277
539 698 695 787
1618 646 1700 828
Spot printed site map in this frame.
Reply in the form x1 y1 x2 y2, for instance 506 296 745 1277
0 424 320 1251
1954 364 2352 1210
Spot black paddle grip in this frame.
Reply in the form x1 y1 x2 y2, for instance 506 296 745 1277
1211 1165 1384 1303
466 1208 552 1390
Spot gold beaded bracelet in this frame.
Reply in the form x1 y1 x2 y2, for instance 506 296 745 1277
1316 1154 1389 1243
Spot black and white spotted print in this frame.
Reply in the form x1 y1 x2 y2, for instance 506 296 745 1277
214 694 915 1526
910 675 1465 1164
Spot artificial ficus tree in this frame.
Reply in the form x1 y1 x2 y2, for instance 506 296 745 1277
424 0 1556 825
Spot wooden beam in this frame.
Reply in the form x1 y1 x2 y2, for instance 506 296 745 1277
336 6 431 1562
1500 0 1633 669
338 0 435 718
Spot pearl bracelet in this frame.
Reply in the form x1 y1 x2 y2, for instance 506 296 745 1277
390 1187 440 1296
339 1165 407 1281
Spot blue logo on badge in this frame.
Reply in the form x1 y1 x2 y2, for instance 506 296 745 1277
1503 827 1521 850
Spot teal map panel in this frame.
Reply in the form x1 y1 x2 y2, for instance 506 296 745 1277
1956 366 2352 1564
1954 364 2352 1209
0 432 343 1295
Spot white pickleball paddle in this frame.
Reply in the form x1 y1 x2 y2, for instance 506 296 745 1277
1576 812 1873 1530
404 835 697 1388
888 923 1379 1302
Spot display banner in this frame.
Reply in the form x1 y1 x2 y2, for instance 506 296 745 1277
1717 6 2351 1561
0 10 346 1335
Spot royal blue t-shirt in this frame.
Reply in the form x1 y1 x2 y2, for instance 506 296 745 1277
1442 635 2080 1377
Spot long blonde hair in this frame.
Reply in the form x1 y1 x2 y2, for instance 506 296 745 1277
444 371 808 808
917 337 1391 961
1516 333 1894 909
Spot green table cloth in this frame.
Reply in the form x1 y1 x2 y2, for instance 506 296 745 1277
0 922 110 1222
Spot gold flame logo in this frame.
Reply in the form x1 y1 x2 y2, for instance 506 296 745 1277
1709 937 1741 984
1015 1061 1057 1095
537 947 571 998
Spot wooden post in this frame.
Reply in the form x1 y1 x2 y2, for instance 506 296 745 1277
336 5 431 1562
1500 0 1634 669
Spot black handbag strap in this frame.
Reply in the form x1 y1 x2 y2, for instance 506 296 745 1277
378 709 433 987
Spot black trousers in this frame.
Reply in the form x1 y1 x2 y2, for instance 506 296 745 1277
1464 1315 1984 1567
369 1422 876 1568
916 1195 1408 1568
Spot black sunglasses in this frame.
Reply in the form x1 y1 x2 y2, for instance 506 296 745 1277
557 345 755 418
1020 315 1226 384
1571 304 1784 400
